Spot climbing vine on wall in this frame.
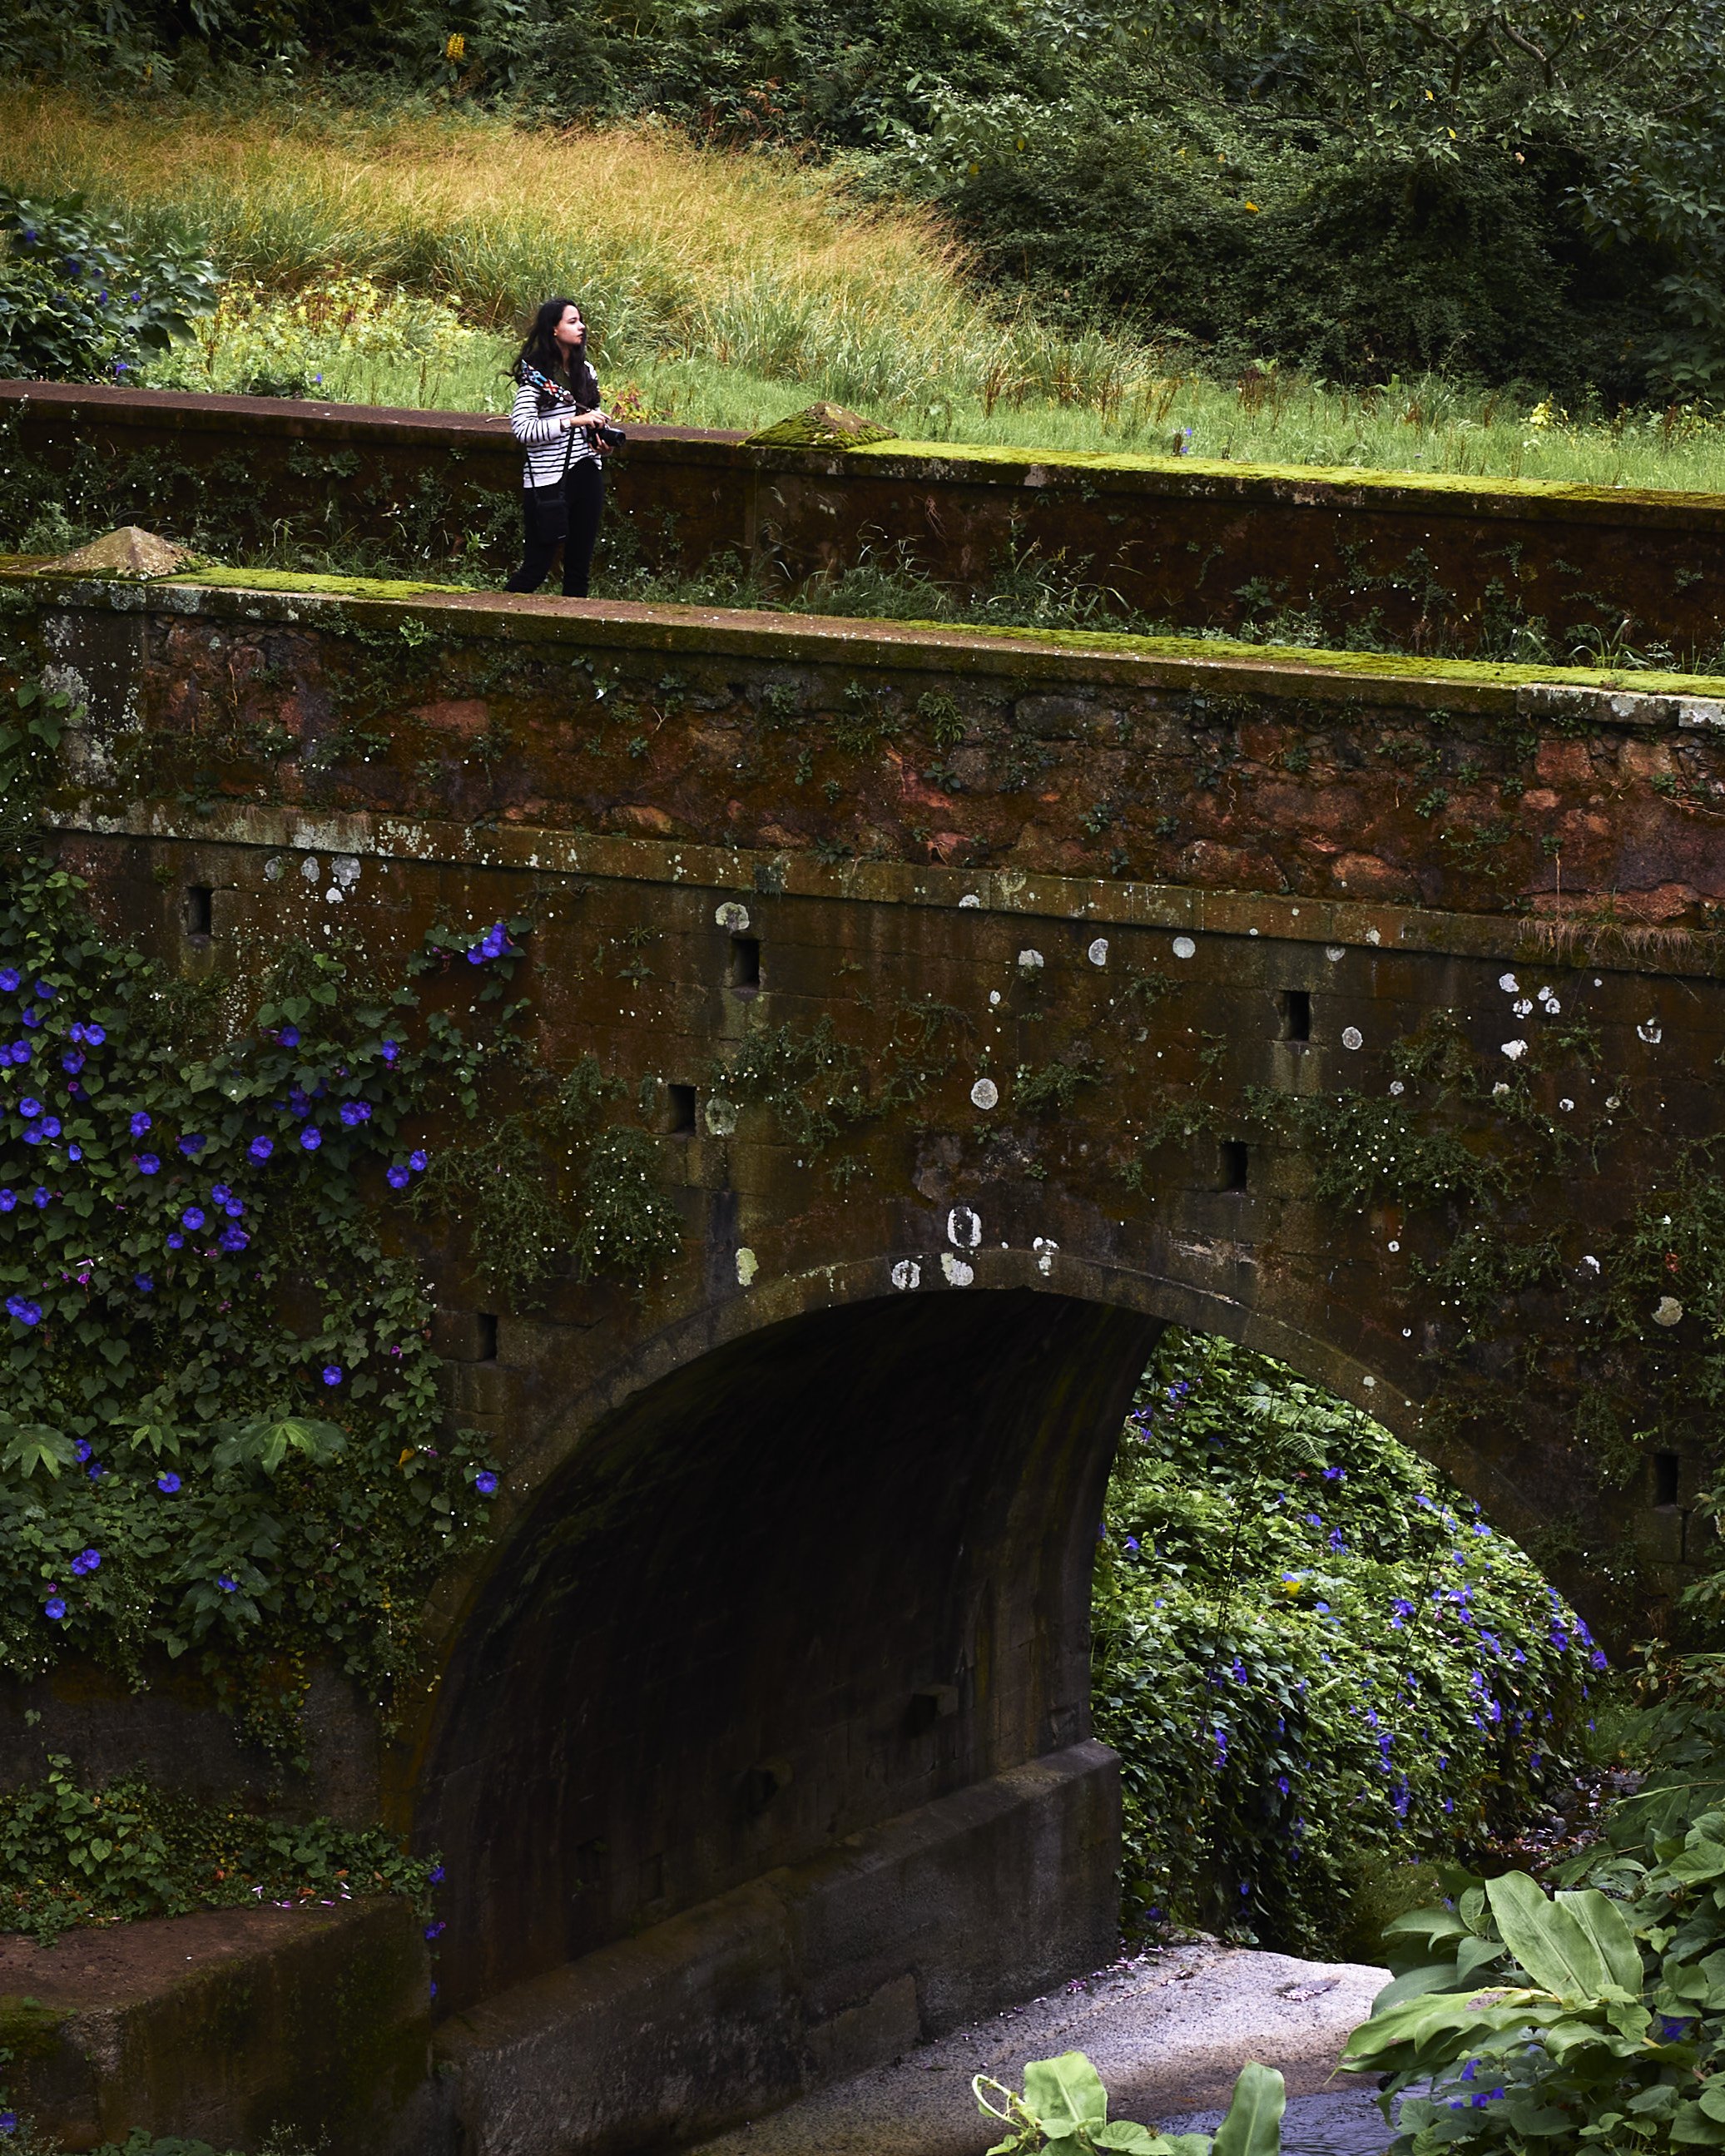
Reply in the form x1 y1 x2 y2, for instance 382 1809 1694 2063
0 677 682 1731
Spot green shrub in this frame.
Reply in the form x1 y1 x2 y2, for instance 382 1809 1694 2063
1343 1673 1725 2151
0 189 216 384
1094 1331 1604 1957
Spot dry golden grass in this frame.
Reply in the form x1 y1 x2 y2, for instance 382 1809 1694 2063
0 89 993 389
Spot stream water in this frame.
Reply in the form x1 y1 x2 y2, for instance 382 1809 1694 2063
1164 2089 1395 2154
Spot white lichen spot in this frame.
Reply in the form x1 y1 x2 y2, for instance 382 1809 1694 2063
1388 1080 1405 1097
1325 946 1346 963
891 1259 921 1291
333 855 361 889
1653 1296 1684 1328
1638 1019 1663 1044
1088 938 1109 967
959 893 981 908
1493 1081 1510 1096
969 1078 999 1111
1341 1025 1363 1051
704 1097 738 1137
735 1247 758 1288
300 855 320 882
989 990 1002 1007
1033 1235 1058 1276
1362 1374 1376 1387
1559 1098 1574 1113
264 856 284 883
1605 1096 1621 1111
941 1252 975 1288
1017 948 1044 973
948 1205 982 1249
1500 1040 1529 1061
1387 1240 1400 1253
1581 1255 1602 1274
1514 998 1534 1017
1172 935 1197 960
715 900 750 933
1499 973 1519 993
1366 928 1381 946
325 885 345 904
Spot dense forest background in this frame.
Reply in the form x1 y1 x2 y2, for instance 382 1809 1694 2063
10 0 1725 404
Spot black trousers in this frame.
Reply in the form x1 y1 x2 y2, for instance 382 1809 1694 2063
506 458 606 597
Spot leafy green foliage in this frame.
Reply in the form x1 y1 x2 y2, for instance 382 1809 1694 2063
0 188 217 384
0 1754 434 1946
1094 1332 1604 1955
1342 1674 1725 2149
975 2050 1283 2155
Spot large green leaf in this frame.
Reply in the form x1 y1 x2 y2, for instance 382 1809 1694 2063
1488 1872 1624 2007
1554 1889 1643 1997
1212 2062 1285 2156
1021 2054 1109 2139
1374 1961 1466 2012
0 1419 77 1479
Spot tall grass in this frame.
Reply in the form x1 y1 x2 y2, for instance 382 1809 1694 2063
12 89 1725 491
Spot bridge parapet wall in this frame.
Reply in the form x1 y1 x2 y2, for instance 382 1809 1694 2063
8 379 1725 654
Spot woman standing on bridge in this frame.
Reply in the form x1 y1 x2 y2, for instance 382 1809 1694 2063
505 298 612 600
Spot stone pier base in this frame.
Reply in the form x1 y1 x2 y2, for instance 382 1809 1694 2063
423 1742 1120 2156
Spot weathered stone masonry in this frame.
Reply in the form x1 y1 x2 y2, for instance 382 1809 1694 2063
7 559 1725 2152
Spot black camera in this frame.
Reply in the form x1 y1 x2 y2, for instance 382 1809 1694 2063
597 424 628 449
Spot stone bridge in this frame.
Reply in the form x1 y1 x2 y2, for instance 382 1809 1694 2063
7 555 1725 2152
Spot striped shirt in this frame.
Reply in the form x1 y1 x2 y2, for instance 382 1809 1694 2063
510 375 601 489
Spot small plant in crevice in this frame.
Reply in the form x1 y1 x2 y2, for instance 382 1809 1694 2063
0 1755 437 1946
410 1053 683 1310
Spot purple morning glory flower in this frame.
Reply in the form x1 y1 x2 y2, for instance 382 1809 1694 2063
277 1024 301 1047
322 1364 343 1385
131 1111 151 1136
7 1042 28 1063
0 966 16 991
42 1598 66 1622
300 1127 322 1151
219 1225 250 1252
428 1863 445 1885
136 1152 160 1175
71 1548 101 1576
211 1183 231 1204
474 1470 498 1495
18 1096 42 1118
379 1039 399 1063
182 1206 206 1231
31 1187 48 1207
1321 1465 1344 1480
156 1472 181 1494
135 1273 153 1292
87 1462 105 1481
409 1148 427 1172
424 1920 446 1939
339 1100 372 1126
5 1295 42 1327
386 1164 409 1188
223 1200 243 1218
62 1049 83 1073
1590 1648 1609 1671
83 1023 105 1046
178 1133 206 1156
166 1232 183 1249
74 1440 92 1461
34 980 54 1000
0 1191 12 1212
248 1135 274 1162
218 1575 237 1592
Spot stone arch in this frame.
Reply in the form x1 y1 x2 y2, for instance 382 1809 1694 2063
409 1241 1519 2025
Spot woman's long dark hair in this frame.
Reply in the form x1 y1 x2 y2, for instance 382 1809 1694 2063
514 297 597 402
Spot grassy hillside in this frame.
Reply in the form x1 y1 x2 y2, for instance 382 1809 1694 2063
12 91 1725 489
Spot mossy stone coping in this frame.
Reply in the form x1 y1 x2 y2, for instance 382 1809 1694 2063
9 554 1725 716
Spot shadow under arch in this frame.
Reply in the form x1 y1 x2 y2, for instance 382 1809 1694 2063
414 1243 1537 2029
418 1286 1158 2014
